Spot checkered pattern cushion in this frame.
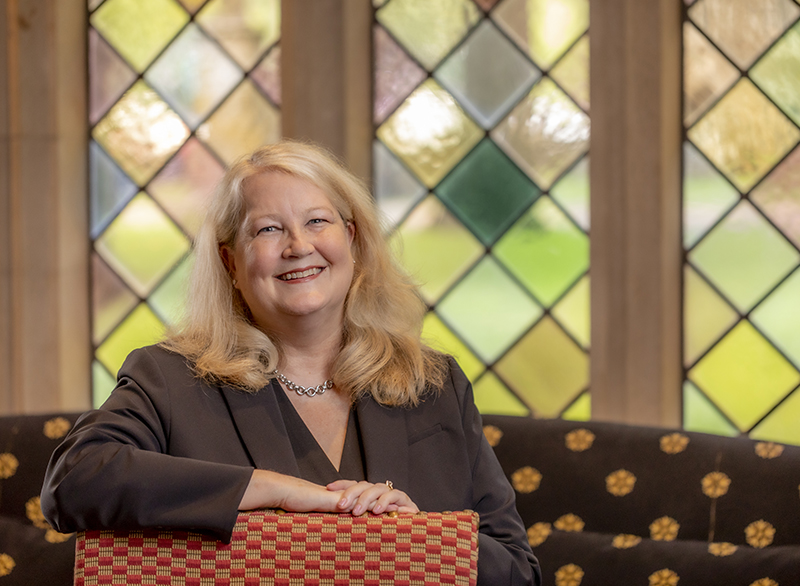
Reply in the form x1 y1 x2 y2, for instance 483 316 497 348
74 510 479 585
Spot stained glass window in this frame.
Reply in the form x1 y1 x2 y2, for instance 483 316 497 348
374 0 591 419
89 0 281 406
683 0 800 444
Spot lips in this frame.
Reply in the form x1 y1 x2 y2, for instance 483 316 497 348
276 267 324 281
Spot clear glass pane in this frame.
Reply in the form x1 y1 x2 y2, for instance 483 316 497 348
473 371 530 416
551 275 590 349
92 253 138 344
96 303 166 375
683 380 739 437
373 140 427 229
550 155 589 231
250 45 282 106
436 139 541 246
422 312 485 381
149 253 194 326
683 22 739 126
197 0 280 70
751 269 800 369
751 21 800 127
549 34 589 112
750 388 800 445
683 265 738 366
93 360 117 409
89 28 136 124
90 141 138 239
750 146 800 249
373 25 427 125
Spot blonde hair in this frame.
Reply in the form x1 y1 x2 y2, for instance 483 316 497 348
163 141 447 406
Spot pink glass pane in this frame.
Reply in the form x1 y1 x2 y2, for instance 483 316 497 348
374 25 427 125
92 252 138 345
89 28 137 124
250 45 282 106
751 146 800 249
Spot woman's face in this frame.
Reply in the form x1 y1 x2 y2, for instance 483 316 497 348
223 171 355 333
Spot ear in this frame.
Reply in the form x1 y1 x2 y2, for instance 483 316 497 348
346 220 356 246
219 244 238 287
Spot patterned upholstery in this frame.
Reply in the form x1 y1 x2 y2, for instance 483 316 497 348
482 415 800 586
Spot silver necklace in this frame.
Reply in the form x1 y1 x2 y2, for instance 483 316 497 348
273 370 333 397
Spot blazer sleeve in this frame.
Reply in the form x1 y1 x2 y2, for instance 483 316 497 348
449 359 542 586
40 347 254 541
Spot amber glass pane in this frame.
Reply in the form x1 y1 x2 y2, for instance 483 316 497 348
550 156 589 231
96 303 166 375
197 0 280 70
178 0 208 13
373 141 426 228
492 78 590 190
89 28 136 124
683 265 738 366
473 371 530 416
376 0 481 70
93 81 190 186
373 25 426 125
750 388 800 445
549 34 589 112
751 22 800 127
376 79 483 188
551 275 589 349
474 0 502 11
683 22 739 126
683 142 738 249
688 80 800 192
683 380 738 437
149 254 194 326
422 312 484 381
751 269 800 369
92 253 138 345
250 46 282 107
91 0 189 73
90 141 138 238
750 146 800 249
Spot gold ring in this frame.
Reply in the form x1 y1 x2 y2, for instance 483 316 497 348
385 480 394 490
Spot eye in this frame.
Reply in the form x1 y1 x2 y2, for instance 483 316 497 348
257 225 278 234
308 218 327 225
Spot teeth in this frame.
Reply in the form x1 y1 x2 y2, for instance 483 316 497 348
279 268 322 281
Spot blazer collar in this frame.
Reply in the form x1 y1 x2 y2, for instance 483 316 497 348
356 395 410 493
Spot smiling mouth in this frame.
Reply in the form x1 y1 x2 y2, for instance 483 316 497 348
277 267 324 281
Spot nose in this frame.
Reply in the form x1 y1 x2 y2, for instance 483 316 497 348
282 229 314 258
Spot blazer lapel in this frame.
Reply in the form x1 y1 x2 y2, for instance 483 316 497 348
356 396 410 493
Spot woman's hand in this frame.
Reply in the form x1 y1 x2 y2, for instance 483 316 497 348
239 469 344 512
327 480 420 516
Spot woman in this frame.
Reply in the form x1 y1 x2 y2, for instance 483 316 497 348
42 141 540 585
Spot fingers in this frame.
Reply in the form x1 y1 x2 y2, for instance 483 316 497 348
333 480 419 516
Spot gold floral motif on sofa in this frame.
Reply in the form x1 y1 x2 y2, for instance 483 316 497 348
612 534 641 549
25 497 72 543
482 425 503 447
649 569 679 586
555 563 584 586
650 517 679 541
701 471 731 498
708 542 738 557
755 442 784 459
527 522 552 546
511 466 542 493
554 514 584 532
745 520 775 548
0 554 15 577
43 417 71 440
0 453 19 479
565 429 595 452
750 579 779 586
605 469 636 496
659 433 689 454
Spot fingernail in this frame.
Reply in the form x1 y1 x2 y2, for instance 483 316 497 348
353 505 362 515
338 498 347 507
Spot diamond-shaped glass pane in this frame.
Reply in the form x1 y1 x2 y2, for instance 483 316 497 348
551 275 589 349
178 0 208 14
437 256 543 362
495 316 588 417
688 80 800 193
250 45 281 107
90 141 138 239
474 0 502 11
197 80 281 165
145 24 243 129
683 142 739 249
549 34 589 112
389 195 484 304
434 20 540 129
376 79 483 188
93 360 117 409
89 28 137 124
683 380 739 437
376 0 481 70
95 193 191 297
436 139 541 246
494 196 588 307
373 140 427 229
688 0 799 69
750 387 800 445
751 21 800 128
683 22 739 126
550 155 589 231
197 0 280 70
91 0 189 73
751 146 800 249
684 265 738 366
492 0 589 69
149 138 224 237
751 269 800 369
92 253 138 344
374 25 427 125
689 201 800 312
149 253 193 326
93 81 190 186
96 302 166 375
422 312 484 381
473 371 529 416
688 320 800 431
561 391 590 421
492 78 590 190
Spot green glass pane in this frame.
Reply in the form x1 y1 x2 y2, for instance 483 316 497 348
682 22 739 127
250 45 282 107
683 380 739 437
683 265 738 367
389 195 484 304
436 139 541 246
89 28 137 124
688 0 799 69
422 312 484 381
374 25 426 125
197 0 280 70
751 269 800 369
751 146 800 250
495 316 588 417
687 80 800 192
93 81 190 186
95 193 191 297
373 140 427 229
561 391 590 421
492 0 589 69
376 79 484 188
549 34 589 112
434 20 540 129
473 371 530 416
688 321 800 431
550 155 589 231
750 388 800 445
689 201 800 312
437 256 543 362
494 196 588 307
149 138 225 237
376 0 481 70
197 79 281 165
551 275 589 349
492 78 590 190
751 22 800 127
90 141 138 239
96 303 167 375
92 253 138 345
145 24 243 129
683 142 739 249
149 253 194 326
93 360 117 409
91 0 189 73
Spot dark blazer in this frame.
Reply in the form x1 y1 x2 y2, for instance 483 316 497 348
42 345 540 585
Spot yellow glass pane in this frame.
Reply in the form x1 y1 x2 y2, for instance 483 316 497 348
683 380 738 437
688 80 800 192
751 21 800 127
95 193 191 297
390 195 484 305
751 269 800 370
549 34 590 112
91 0 189 72
377 79 483 188
551 275 590 349
684 265 738 366
93 253 138 345
93 81 190 186
492 0 589 69
561 391 590 421
683 22 739 126
688 321 800 431
197 0 280 69
495 316 588 417
197 80 281 165
93 360 117 409
422 312 484 381
750 388 800 445
376 0 481 70
473 371 530 416
96 303 166 376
